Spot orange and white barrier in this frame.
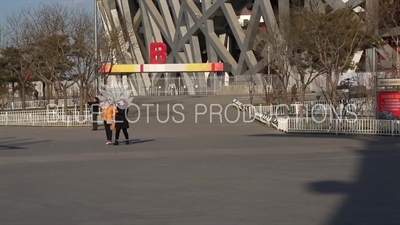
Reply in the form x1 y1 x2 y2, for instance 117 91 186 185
99 63 229 74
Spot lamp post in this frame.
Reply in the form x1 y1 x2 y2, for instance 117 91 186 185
94 0 99 96
396 37 399 72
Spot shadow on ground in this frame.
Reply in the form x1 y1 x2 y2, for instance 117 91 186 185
0 137 52 150
128 139 155 144
248 133 400 224
299 135 399 225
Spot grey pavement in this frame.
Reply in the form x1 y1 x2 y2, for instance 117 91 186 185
0 96 399 225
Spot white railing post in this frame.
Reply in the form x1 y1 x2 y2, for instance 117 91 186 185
286 119 289 132
391 120 394 137
335 119 338 135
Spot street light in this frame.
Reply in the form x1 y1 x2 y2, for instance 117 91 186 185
94 0 99 96
396 37 399 71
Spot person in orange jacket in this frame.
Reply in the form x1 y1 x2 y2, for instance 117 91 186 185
101 101 116 145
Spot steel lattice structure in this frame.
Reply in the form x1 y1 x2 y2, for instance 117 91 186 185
97 0 400 95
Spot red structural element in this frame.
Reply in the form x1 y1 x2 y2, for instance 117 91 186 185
26 74 33 80
377 91 400 119
211 63 223 71
98 63 111 74
149 42 167 64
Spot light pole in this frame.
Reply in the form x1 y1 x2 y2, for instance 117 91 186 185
396 37 399 72
267 45 272 87
94 0 99 96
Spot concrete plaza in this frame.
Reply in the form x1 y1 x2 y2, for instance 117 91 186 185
0 96 399 225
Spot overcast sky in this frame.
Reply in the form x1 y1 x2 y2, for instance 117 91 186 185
0 0 94 26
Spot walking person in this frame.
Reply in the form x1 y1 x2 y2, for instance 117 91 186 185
113 99 130 145
33 90 39 107
101 101 115 145
87 97 100 131
33 90 39 100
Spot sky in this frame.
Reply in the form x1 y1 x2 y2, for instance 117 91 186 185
0 0 94 25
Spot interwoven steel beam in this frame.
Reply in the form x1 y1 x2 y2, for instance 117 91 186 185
326 0 400 70
98 0 400 95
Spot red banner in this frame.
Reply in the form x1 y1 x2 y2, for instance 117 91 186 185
377 92 400 120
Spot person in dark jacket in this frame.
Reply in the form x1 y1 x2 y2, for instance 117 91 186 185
113 99 130 145
87 97 100 130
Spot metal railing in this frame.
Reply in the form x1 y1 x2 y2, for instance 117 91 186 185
232 98 399 136
251 98 374 117
1 99 76 110
0 109 94 127
138 85 221 96
280 118 400 136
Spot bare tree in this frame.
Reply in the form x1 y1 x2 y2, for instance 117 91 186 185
260 74 275 105
300 8 379 111
94 19 129 89
0 28 11 108
15 4 77 113
261 21 297 115
286 6 326 116
245 74 257 104
64 9 100 114
1 14 35 109
68 15 124 114
29 4 117 114
27 6 78 110
4 4 114 116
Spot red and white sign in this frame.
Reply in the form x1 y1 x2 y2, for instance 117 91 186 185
377 92 400 119
149 42 167 64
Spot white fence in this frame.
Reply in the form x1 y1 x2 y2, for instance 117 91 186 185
232 98 400 136
138 85 222 96
252 99 374 117
1 99 76 110
280 118 400 136
0 109 94 127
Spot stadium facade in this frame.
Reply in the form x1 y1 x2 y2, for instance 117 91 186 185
96 0 400 95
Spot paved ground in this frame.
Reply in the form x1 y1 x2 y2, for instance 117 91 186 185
1 96 399 225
